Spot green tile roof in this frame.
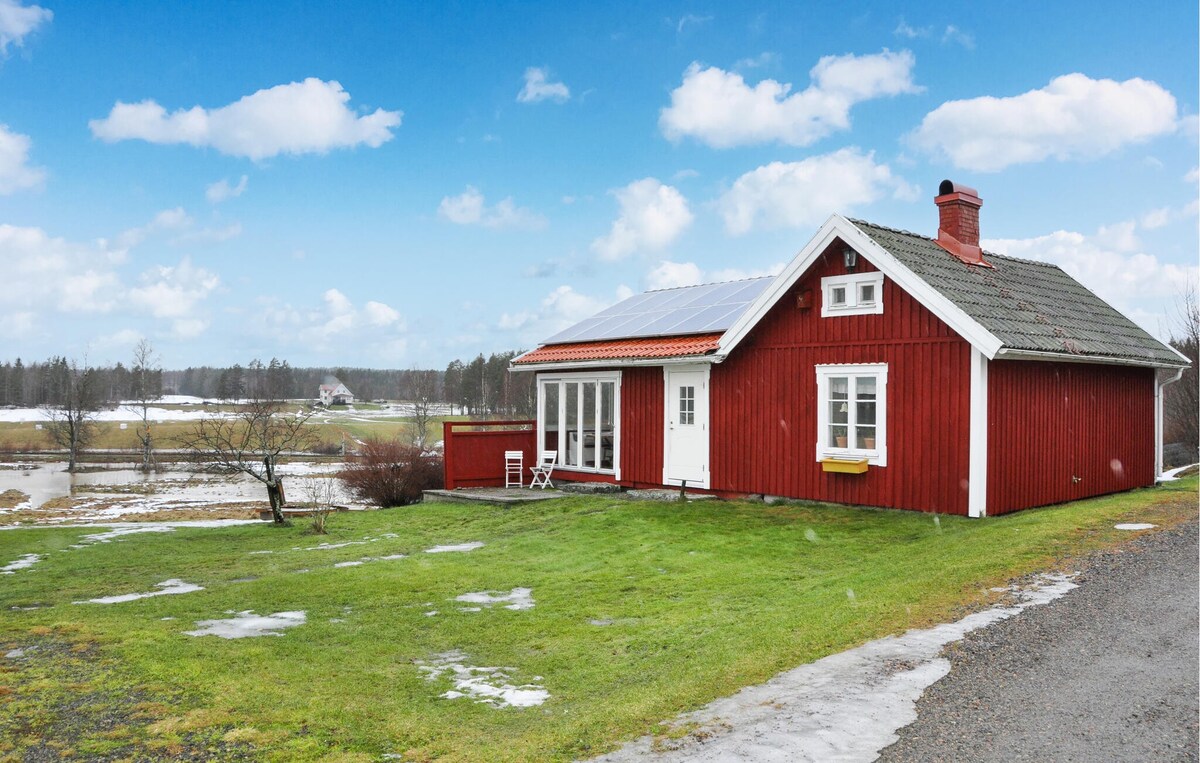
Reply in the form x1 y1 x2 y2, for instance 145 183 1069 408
850 219 1186 367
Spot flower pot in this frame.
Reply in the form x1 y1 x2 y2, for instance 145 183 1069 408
863 437 875 449
835 436 847 448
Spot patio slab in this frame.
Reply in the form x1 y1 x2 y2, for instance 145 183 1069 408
423 487 569 506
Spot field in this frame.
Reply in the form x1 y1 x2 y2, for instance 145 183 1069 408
1 474 1194 761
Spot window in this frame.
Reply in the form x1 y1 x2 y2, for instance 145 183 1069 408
815 364 887 465
679 386 695 425
821 272 884 317
538 372 620 474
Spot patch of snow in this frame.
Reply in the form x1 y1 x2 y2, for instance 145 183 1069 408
76 578 204 605
454 587 535 611
424 610 438 617
248 550 274 555
334 560 366 568
1114 523 1157 531
1157 462 1197 482
416 650 549 708
589 572 1078 763
302 540 369 551
5 647 29 658
184 610 307 639
424 542 484 554
1 553 42 574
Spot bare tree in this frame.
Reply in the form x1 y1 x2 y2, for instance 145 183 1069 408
127 339 160 472
403 369 440 450
303 475 339 535
1164 281 1199 462
43 358 100 473
178 399 319 524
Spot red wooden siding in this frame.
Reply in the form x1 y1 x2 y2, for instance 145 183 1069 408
709 243 974 514
442 421 535 489
619 367 665 487
986 361 1155 514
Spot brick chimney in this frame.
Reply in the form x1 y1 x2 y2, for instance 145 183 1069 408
935 179 990 266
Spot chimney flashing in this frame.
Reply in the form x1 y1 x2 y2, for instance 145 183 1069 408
935 178 989 267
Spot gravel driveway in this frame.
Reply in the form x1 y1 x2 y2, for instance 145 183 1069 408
879 518 1199 762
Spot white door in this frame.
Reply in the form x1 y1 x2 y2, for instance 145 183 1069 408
664 366 709 488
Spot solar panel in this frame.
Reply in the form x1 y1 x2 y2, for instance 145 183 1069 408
540 277 774 345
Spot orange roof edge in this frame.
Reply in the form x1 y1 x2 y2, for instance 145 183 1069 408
514 333 723 365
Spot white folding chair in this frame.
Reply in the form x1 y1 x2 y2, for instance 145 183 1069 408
504 450 524 488
528 450 557 489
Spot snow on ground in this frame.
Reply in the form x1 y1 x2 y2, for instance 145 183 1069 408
416 650 549 708
591 573 1078 763
424 542 484 554
75 578 204 604
1114 523 1157 530
455 587 535 611
1158 463 1198 482
1 553 41 574
184 610 307 639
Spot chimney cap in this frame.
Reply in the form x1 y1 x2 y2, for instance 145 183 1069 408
937 179 980 202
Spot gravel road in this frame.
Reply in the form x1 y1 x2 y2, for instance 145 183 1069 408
879 518 1199 762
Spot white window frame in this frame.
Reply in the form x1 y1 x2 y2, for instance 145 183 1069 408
815 363 888 466
536 371 621 479
820 272 885 317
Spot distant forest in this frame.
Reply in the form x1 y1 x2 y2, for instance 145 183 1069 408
0 350 537 417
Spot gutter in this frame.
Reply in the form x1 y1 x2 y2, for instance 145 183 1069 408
994 347 1189 370
1156 366 1187 481
510 354 721 373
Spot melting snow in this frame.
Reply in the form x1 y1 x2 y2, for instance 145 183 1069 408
1114 523 1157 531
424 542 484 554
334 560 365 568
185 610 307 639
1 553 41 574
417 650 549 708
454 587 535 611
1158 463 1197 482
590 573 1078 762
76 578 203 604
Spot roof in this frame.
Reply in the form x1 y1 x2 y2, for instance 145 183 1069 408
513 333 722 366
540 277 772 345
848 219 1185 367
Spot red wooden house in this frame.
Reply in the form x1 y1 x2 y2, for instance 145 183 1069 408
455 181 1188 516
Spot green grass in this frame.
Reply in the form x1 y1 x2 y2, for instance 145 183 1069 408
0 477 1195 762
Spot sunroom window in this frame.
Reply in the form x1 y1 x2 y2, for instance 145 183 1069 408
821 272 884 317
815 364 888 465
537 372 620 474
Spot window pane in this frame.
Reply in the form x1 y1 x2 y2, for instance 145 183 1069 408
582 382 596 468
600 382 615 470
856 425 876 449
856 400 876 426
831 424 848 447
679 385 695 426
830 377 849 399
830 399 848 424
542 382 559 455
831 286 847 305
856 376 876 399
859 283 875 304
565 382 579 467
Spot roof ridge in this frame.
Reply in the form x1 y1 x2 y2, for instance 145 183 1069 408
847 217 1061 269
644 274 775 293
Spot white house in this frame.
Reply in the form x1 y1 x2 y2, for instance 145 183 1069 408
318 381 354 406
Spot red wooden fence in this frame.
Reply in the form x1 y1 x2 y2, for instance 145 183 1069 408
442 420 536 489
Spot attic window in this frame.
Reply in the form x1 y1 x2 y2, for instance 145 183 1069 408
821 272 884 317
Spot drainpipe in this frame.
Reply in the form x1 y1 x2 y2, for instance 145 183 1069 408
1155 367 1186 481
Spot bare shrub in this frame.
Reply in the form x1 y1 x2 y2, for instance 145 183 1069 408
303 476 339 535
339 439 443 508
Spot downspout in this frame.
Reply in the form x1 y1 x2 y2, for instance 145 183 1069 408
1155 367 1185 481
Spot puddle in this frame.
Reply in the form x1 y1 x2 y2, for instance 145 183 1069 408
184 610 307 639
1114 523 1156 531
454 587 535 611
416 650 549 708
590 573 1078 762
1 553 41 574
424 542 484 554
76 578 204 604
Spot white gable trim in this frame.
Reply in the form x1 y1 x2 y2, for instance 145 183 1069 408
716 214 1004 360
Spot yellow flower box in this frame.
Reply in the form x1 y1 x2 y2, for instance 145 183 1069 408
820 457 869 474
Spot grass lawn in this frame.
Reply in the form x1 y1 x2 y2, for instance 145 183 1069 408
0 476 1195 762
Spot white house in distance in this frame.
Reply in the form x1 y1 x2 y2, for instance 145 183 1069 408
318 379 354 406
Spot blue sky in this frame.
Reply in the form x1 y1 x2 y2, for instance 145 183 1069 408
0 1 1196 368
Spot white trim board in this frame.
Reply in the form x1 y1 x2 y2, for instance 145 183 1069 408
968 348 989 517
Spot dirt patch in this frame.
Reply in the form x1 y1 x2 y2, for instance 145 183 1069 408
0 632 258 761
0 488 28 508
0 500 262 526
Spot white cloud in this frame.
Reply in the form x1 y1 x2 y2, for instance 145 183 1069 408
173 222 243 245
260 288 408 358
893 19 930 38
733 52 780 71
112 207 193 251
1139 207 1171 230
1186 166 1199 183
983 226 1198 339
0 123 45 194
0 0 50 55
941 25 975 49
0 223 124 313
127 257 220 318
591 178 693 261
206 175 248 203
89 78 402 161
717 148 916 235
437 186 547 230
363 300 400 327
517 67 570 104
645 260 786 291
170 318 208 340
498 284 634 344
0 311 34 338
660 49 920 148
911 74 1179 171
